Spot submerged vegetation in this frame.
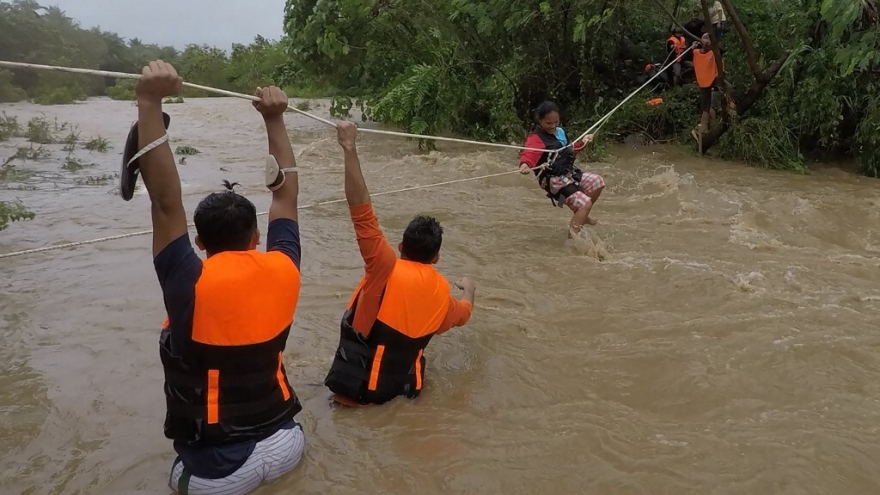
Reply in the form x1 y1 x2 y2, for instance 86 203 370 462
0 111 113 231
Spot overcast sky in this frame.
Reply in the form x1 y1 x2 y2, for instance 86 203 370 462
48 0 288 49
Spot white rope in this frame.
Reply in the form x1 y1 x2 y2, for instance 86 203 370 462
571 44 693 144
0 60 548 152
127 133 168 167
0 51 686 154
0 165 546 260
0 51 686 260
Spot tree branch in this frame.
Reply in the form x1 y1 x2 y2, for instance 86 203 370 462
719 0 765 81
651 0 702 42
762 49 791 82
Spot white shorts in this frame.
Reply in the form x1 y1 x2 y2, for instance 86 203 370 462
169 424 305 495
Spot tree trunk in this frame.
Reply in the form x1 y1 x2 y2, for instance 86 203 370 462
698 51 789 151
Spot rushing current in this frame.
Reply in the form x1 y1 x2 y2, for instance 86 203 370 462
1 97 879 495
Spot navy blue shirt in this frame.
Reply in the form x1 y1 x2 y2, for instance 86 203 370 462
153 218 302 479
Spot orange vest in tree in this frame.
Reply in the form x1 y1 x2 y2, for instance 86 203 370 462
667 35 686 62
693 49 719 88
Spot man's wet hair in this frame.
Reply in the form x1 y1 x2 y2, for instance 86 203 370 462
193 180 257 254
401 215 443 263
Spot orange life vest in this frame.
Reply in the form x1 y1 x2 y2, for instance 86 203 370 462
160 250 302 445
325 259 452 405
693 49 719 88
667 35 686 62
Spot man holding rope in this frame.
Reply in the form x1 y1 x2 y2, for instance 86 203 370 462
324 121 476 406
127 60 306 495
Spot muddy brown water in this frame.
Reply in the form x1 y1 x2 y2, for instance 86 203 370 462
1 97 879 495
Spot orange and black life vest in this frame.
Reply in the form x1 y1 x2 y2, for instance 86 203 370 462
667 35 686 61
693 49 719 88
160 250 302 445
530 126 583 207
324 259 451 405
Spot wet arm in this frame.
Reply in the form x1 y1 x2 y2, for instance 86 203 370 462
266 115 298 223
435 290 475 335
343 145 370 207
343 145 397 336
137 99 187 258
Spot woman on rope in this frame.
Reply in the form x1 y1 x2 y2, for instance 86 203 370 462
518 101 605 233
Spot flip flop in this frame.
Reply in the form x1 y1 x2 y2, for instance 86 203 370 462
120 112 171 201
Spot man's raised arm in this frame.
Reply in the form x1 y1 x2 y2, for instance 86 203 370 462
336 121 396 336
134 61 188 258
337 121 370 207
255 86 299 223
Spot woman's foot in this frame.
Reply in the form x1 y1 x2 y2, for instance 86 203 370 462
585 217 598 226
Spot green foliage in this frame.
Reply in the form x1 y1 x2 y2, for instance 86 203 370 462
0 0 297 102
281 0 880 176
0 0 181 101
3 144 50 165
716 115 807 173
61 155 93 172
31 84 87 105
61 127 80 152
106 80 136 100
175 145 200 156
25 117 53 144
0 112 21 141
83 136 109 152
74 172 116 186
0 69 27 102
0 199 34 231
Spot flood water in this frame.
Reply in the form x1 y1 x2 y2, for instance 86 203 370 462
1 97 879 495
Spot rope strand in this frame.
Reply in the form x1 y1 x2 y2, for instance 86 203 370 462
0 51 686 259
0 50 686 154
0 60 549 152
0 166 541 259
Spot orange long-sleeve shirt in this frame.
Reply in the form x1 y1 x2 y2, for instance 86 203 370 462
348 203 472 338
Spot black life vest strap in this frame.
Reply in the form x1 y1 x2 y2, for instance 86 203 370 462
337 336 374 361
166 389 288 420
163 369 279 389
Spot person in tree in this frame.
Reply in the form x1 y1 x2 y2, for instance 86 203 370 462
667 26 691 86
683 9 705 42
690 33 723 143
710 0 727 40
518 101 604 234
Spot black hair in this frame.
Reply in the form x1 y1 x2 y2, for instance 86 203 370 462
534 101 560 122
193 180 257 254
400 215 443 264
